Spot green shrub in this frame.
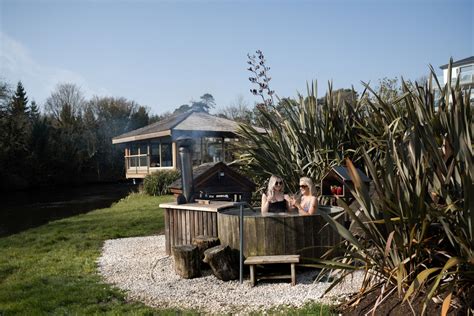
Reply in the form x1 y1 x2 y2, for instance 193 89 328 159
143 170 180 196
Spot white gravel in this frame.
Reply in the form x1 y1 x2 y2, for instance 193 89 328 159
97 235 363 314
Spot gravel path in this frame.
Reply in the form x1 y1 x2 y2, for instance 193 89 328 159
97 235 363 314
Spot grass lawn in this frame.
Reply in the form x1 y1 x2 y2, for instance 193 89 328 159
0 193 182 315
0 192 334 315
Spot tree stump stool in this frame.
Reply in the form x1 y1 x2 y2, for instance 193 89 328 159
203 245 238 281
192 235 220 268
172 245 201 279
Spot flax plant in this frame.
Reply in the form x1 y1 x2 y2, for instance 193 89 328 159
318 62 473 315
237 81 364 193
239 53 472 313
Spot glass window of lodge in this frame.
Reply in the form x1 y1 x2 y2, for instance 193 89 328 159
160 143 172 167
150 142 160 167
127 141 173 169
202 137 223 163
139 144 147 167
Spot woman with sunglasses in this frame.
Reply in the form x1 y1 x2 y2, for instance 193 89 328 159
261 175 291 214
291 177 318 215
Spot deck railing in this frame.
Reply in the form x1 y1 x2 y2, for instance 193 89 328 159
125 153 149 175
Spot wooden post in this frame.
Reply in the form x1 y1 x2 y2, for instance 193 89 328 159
147 143 150 174
124 148 128 171
221 137 225 162
159 143 162 167
200 137 204 164
172 142 177 169
249 265 256 286
291 263 296 286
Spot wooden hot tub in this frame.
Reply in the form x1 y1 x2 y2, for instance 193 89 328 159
217 206 344 260
160 201 344 260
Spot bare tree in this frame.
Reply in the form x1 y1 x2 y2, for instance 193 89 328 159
216 94 253 124
45 83 85 125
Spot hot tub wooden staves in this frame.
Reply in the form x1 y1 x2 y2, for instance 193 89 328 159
217 206 344 261
159 201 234 255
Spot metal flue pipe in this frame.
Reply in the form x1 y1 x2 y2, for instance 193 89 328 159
179 146 194 203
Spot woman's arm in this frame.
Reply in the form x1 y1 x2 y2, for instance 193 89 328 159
306 196 318 215
292 200 306 215
294 196 318 215
261 193 270 214
284 194 292 212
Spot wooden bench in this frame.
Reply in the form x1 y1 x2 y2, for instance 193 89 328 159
244 255 300 286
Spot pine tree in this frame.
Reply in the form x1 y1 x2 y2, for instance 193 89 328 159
1 81 32 187
10 81 29 116
190 93 216 113
29 100 40 122
0 82 11 176
7 82 31 144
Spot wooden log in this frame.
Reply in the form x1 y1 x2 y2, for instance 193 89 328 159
172 245 201 279
192 235 220 264
203 245 238 281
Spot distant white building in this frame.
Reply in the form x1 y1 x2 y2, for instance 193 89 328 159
439 56 474 104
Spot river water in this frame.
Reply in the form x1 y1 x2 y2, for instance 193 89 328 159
0 182 139 237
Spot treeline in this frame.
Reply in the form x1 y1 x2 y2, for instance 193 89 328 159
0 81 154 190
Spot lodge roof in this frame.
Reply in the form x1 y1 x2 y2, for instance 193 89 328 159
112 111 265 144
439 56 474 70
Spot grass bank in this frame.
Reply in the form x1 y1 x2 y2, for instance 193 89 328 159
0 193 178 315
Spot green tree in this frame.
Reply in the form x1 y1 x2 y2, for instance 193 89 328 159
149 111 173 123
0 81 11 186
173 104 191 114
8 81 31 148
200 93 216 109
129 105 150 131
27 114 52 186
0 82 33 188
86 96 151 181
44 83 88 182
29 100 40 122
190 93 215 113
9 81 29 116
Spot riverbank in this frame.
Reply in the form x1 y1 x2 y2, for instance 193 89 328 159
0 182 138 236
0 193 178 314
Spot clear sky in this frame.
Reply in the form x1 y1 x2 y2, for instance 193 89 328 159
1 0 473 116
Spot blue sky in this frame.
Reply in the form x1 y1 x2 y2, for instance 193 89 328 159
1 0 473 115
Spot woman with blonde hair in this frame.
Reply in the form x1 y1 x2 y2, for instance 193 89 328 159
261 175 291 214
291 177 318 215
